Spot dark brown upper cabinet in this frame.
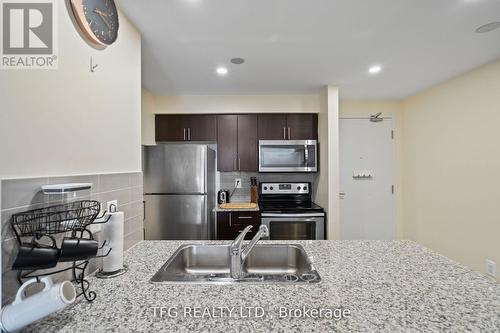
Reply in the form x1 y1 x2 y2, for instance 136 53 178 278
257 114 317 140
237 115 258 171
217 114 258 172
155 115 217 142
257 114 287 140
155 115 184 142
286 114 318 140
216 115 238 172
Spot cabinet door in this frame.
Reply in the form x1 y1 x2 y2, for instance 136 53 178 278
258 114 287 140
155 115 185 142
286 114 318 140
217 115 238 172
184 115 217 141
237 115 258 172
216 211 260 240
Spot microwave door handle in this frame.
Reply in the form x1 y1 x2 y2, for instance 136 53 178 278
304 145 309 165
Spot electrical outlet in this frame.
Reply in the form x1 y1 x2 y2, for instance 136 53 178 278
485 259 496 278
107 200 118 212
235 178 242 188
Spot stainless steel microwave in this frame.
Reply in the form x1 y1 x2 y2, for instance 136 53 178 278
258 140 318 172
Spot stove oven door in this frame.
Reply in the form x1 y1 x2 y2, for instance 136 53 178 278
260 213 325 240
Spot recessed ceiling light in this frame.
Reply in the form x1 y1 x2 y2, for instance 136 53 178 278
230 58 245 65
475 22 500 33
368 65 382 75
216 67 228 76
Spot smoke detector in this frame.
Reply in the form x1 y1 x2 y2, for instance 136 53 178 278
475 22 500 33
230 58 245 65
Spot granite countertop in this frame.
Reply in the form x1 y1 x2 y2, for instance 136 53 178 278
25 241 500 332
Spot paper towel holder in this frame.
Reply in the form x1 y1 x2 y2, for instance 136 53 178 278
96 265 128 279
96 210 128 279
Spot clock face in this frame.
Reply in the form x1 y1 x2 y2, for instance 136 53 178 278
71 0 119 46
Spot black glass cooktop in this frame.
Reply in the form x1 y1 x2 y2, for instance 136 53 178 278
259 201 324 213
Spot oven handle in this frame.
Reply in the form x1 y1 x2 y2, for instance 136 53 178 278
261 213 325 218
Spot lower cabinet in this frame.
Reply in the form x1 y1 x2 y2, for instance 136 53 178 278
216 211 261 240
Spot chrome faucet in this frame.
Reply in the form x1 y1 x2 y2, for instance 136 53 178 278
230 225 269 279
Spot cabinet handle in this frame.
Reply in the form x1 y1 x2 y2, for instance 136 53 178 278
183 128 186 141
188 128 191 141
283 127 286 140
229 213 232 227
288 127 291 140
237 216 253 219
238 158 241 171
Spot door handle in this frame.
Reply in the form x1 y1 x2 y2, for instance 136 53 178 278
188 128 191 141
288 127 291 140
283 127 286 140
183 128 186 141
238 158 241 171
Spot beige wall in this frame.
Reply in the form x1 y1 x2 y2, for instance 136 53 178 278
0 7 142 179
142 89 156 145
401 59 500 281
154 95 319 114
339 100 404 239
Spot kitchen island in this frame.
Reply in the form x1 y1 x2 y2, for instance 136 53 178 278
24 241 500 332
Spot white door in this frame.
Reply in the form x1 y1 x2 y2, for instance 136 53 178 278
339 118 395 240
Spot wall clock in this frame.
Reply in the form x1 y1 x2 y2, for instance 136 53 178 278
70 0 119 47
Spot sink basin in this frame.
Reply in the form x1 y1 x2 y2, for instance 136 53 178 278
150 244 321 284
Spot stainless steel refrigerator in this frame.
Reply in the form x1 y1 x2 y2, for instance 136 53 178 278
143 144 216 240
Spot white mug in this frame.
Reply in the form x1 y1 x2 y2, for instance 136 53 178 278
0 277 76 332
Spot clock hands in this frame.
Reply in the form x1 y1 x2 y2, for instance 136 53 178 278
94 8 112 30
94 8 109 17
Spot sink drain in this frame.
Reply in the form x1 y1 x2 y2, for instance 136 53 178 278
283 274 299 282
300 273 318 282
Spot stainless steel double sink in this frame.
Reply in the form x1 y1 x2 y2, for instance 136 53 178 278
151 244 321 284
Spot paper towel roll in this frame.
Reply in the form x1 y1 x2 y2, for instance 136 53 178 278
101 211 124 272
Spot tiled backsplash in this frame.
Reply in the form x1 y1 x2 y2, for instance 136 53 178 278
0 172 143 305
219 172 316 202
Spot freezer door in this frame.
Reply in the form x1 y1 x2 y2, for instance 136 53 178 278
144 145 207 194
144 194 208 240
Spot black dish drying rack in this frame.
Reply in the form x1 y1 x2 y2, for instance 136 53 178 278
10 200 113 302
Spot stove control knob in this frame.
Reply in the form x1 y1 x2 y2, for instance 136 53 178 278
297 186 301 190
264 187 268 191
303 186 308 191
270 186 274 190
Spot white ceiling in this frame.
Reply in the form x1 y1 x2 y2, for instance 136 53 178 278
116 0 500 99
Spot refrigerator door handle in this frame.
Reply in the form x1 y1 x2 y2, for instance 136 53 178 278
202 195 208 239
